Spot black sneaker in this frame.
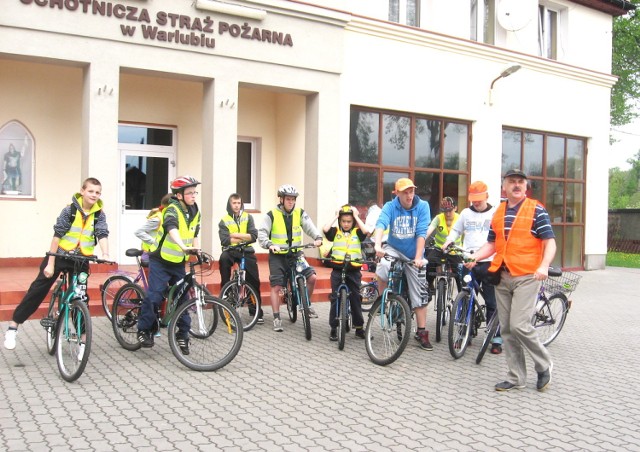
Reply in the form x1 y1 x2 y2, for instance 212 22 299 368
495 381 526 391
537 362 553 391
137 330 154 348
176 336 190 355
355 328 365 339
329 328 338 341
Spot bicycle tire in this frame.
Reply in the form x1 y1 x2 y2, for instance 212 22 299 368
101 274 133 321
476 312 499 365
365 293 411 366
220 279 260 332
338 288 348 350
435 278 446 343
360 282 379 313
45 280 63 356
286 280 297 323
188 282 218 338
168 296 243 371
448 291 472 359
297 277 312 341
533 292 569 346
56 298 92 382
111 283 144 351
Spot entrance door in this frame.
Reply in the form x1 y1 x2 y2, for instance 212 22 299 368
117 124 176 263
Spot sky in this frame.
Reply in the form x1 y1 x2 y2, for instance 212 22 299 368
609 116 640 170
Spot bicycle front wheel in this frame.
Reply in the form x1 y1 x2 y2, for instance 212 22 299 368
360 283 379 313
365 293 411 366
476 312 499 365
435 278 446 343
221 279 260 332
296 277 311 341
168 296 243 371
56 299 91 382
101 274 133 321
533 293 569 346
111 283 144 351
448 292 472 359
338 288 348 350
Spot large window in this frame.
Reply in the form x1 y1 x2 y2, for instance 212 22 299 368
502 128 585 269
349 107 471 219
389 0 420 27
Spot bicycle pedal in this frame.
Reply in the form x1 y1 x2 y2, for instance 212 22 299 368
40 317 56 328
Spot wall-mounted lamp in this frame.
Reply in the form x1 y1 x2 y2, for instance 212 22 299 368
195 0 267 21
488 63 522 105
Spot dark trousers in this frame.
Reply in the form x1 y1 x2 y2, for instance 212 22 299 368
138 260 190 337
329 270 364 328
13 255 88 325
218 250 263 318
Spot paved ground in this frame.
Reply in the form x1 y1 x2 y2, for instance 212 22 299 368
1 267 639 451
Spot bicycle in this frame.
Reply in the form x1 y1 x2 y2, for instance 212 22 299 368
100 248 149 320
364 253 413 366
474 267 581 364
319 254 369 350
280 243 317 341
40 251 115 382
112 251 244 371
425 243 462 343
219 241 262 332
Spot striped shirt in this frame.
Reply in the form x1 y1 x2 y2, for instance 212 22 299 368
487 199 555 242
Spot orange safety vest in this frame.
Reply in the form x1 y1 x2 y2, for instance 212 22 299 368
489 198 543 276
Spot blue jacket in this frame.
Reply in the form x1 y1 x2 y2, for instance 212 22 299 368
375 195 431 259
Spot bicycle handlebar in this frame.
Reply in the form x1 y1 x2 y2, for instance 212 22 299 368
46 251 116 265
222 241 255 252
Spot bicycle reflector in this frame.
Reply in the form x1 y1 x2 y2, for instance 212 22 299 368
463 274 472 284
77 272 89 284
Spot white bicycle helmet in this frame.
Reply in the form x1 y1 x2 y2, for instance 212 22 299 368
277 184 299 198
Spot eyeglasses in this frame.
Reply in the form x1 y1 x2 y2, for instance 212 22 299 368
184 191 198 196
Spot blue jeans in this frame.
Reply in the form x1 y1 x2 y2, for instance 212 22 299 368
137 259 191 338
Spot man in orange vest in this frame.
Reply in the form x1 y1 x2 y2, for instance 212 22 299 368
467 169 556 392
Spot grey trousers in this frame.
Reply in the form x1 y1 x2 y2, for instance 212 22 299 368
495 271 552 385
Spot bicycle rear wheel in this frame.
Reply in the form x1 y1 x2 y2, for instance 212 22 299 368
221 279 260 332
365 293 411 366
112 283 144 351
56 299 92 382
297 277 311 341
476 312 499 365
44 280 63 355
533 292 569 346
168 296 243 371
101 274 133 321
448 292 472 359
435 278 446 343
360 282 379 313
338 288 348 350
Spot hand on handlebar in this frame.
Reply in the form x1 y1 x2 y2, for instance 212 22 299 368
269 244 281 253
184 247 200 255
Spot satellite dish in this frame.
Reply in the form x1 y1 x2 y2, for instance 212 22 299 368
497 0 534 32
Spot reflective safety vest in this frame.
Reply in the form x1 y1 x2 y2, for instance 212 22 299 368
489 198 543 276
141 210 163 252
151 204 200 263
222 212 253 249
331 228 363 267
59 205 99 256
434 212 461 248
270 208 302 254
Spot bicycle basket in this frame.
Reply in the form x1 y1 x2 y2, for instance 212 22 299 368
543 271 582 296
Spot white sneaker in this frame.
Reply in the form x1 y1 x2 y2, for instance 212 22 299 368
273 318 283 332
4 329 17 350
77 343 86 362
308 306 319 318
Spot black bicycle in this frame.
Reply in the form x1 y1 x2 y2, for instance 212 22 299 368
281 244 317 341
425 243 462 343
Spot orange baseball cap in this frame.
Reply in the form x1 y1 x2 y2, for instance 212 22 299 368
468 181 488 202
394 178 417 193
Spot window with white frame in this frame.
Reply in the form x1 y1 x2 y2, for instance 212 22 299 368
538 3 560 59
470 0 496 44
389 0 420 27
236 138 260 210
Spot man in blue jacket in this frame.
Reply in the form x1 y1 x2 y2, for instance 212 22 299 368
373 178 432 350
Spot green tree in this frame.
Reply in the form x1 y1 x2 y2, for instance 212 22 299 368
611 1 640 127
609 151 640 208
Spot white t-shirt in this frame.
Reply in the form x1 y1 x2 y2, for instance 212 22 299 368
447 204 496 262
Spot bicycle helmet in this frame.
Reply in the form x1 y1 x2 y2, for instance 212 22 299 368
338 204 354 217
170 175 200 194
440 196 456 212
277 184 299 198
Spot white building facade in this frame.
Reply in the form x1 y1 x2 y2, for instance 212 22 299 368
0 0 634 269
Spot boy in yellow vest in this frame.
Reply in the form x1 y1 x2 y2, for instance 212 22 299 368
136 176 201 352
4 177 110 350
426 197 463 292
218 193 264 324
322 205 369 341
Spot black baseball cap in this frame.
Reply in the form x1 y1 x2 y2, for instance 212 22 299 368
503 168 528 179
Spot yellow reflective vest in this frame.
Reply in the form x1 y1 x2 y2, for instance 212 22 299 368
59 203 101 256
151 204 200 263
270 208 302 254
141 210 163 252
331 228 363 267
222 212 253 249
